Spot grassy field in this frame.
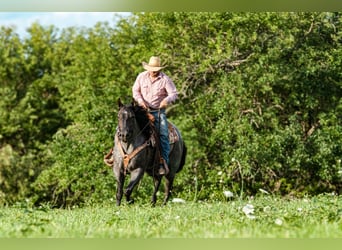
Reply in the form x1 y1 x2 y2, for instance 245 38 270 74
0 194 341 238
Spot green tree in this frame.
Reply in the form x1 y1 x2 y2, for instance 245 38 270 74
0 24 68 204
1 13 341 207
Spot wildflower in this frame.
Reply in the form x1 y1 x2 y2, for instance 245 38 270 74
259 188 269 194
218 171 223 176
263 206 271 212
275 218 283 226
246 214 256 219
223 190 234 198
242 204 255 219
297 208 303 212
172 198 186 203
242 204 254 214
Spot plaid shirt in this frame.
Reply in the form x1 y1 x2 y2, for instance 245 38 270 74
132 71 178 109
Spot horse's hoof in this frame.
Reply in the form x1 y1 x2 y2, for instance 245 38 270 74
127 199 135 205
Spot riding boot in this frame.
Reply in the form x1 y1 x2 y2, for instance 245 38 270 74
158 158 169 176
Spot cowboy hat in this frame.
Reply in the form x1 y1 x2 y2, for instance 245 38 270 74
142 56 166 71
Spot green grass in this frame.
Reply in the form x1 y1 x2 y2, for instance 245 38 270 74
0 194 341 238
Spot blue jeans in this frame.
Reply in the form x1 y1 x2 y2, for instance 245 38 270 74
150 109 170 166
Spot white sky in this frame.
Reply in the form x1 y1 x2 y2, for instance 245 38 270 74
0 12 130 38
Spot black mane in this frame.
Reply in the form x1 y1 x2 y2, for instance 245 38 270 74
132 104 152 138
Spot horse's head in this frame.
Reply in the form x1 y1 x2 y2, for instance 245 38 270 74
117 99 136 142
117 98 152 142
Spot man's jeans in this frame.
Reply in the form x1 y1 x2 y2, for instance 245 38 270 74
150 109 170 166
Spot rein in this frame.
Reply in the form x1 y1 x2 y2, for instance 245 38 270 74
116 135 150 171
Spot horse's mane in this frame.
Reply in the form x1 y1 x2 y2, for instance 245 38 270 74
131 103 153 138
118 98 153 138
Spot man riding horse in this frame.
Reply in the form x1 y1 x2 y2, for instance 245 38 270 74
105 56 178 176
132 56 178 176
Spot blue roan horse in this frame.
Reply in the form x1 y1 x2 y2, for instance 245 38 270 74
112 99 187 206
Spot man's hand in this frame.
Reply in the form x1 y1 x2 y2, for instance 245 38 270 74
140 101 148 109
159 99 168 109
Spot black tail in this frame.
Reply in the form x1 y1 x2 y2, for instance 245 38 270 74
176 141 187 173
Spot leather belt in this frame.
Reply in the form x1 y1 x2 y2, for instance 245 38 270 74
148 107 160 112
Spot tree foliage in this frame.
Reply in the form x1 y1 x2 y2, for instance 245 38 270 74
0 13 341 207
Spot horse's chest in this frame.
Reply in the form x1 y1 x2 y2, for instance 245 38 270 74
124 144 155 170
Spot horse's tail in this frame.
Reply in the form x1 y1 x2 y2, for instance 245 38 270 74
176 141 187 173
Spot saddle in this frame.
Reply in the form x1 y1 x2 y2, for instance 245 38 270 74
168 123 180 144
149 122 179 147
145 112 179 145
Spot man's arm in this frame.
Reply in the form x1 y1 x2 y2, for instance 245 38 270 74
163 77 178 105
132 75 147 108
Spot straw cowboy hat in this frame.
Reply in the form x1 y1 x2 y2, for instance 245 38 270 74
142 56 166 71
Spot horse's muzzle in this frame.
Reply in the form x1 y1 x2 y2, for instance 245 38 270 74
118 130 131 142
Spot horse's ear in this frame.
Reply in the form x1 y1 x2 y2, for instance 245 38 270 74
118 98 123 108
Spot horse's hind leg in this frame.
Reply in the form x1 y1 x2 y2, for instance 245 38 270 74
163 176 175 205
125 168 144 204
151 175 162 206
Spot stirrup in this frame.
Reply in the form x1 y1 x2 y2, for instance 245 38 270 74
104 148 114 167
104 157 114 167
159 158 169 176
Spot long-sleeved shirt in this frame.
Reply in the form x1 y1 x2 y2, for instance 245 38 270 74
132 71 178 109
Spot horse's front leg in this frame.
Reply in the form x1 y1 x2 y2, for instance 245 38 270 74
151 175 162 206
125 168 144 204
113 165 125 206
